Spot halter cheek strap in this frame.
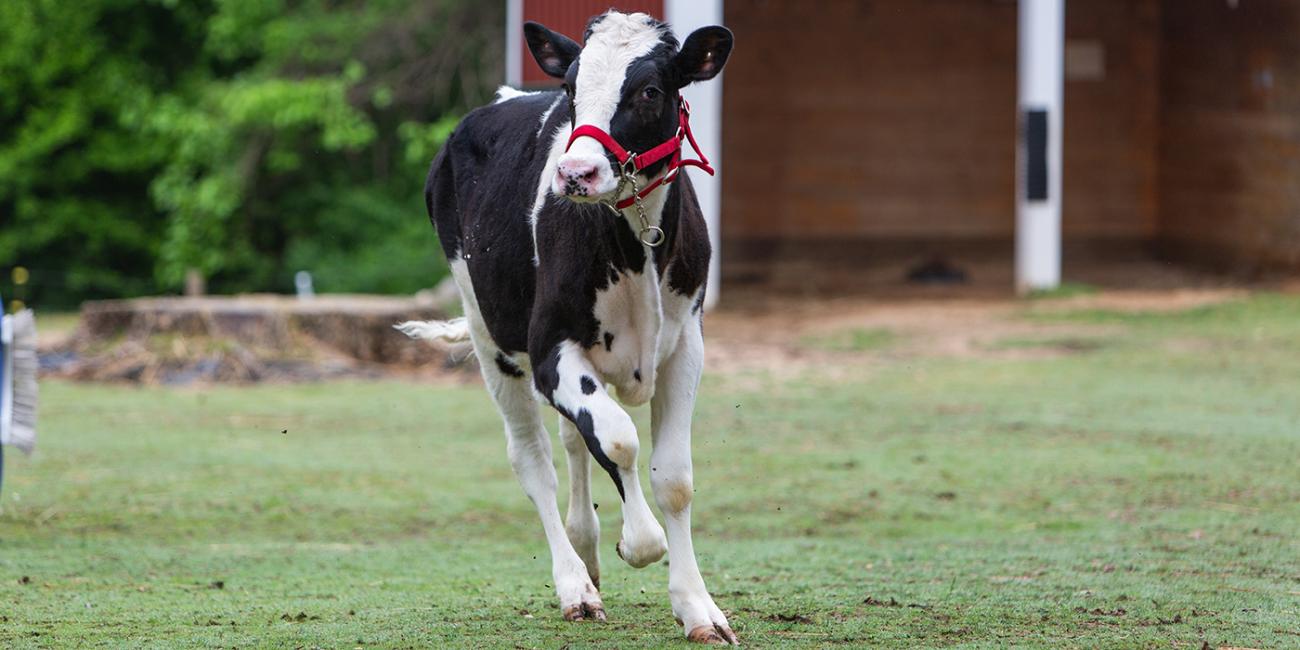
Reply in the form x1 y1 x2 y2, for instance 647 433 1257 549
565 96 715 211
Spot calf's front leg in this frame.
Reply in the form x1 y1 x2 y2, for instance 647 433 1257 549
535 340 668 569
650 322 738 645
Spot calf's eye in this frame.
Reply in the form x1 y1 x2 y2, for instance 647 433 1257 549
642 86 662 100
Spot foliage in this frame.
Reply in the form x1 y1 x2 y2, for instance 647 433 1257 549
0 0 501 307
3 294 1298 647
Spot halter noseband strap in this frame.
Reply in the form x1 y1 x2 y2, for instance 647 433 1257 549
565 96 715 211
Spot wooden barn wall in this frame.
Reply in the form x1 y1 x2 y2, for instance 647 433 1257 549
721 0 1017 242
720 0 1160 249
1064 0 1160 239
1157 0 1300 271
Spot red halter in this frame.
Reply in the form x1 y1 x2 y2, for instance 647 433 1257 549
565 96 715 211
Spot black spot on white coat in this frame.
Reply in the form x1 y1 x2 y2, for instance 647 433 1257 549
533 344 562 402
495 352 525 378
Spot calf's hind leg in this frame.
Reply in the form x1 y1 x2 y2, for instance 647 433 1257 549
475 346 604 621
559 416 601 587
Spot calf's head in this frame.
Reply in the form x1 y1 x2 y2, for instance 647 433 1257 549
524 12 732 203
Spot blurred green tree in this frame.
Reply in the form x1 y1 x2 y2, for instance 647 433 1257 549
0 0 501 307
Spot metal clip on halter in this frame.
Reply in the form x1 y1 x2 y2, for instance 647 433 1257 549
604 156 665 247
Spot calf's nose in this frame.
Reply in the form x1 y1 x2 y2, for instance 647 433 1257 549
557 159 599 184
553 153 615 198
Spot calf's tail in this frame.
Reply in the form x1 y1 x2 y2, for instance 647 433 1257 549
394 318 471 344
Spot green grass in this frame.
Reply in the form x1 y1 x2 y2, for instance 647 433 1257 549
984 335 1110 353
3 294 1299 648
1026 283 1099 300
804 327 897 352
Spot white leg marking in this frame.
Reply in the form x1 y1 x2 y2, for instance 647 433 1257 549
560 416 600 587
650 320 737 644
550 341 667 569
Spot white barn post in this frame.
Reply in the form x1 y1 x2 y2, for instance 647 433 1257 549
505 0 523 87
1016 0 1065 294
666 0 724 310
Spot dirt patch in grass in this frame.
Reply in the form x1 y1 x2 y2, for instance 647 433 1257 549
704 288 1249 374
1030 289 1249 314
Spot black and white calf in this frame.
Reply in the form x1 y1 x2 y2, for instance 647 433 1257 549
397 10 737 645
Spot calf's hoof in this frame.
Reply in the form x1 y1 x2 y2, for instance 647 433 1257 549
675 593 737 645
557 577 605 622
562 601 607 622
687 623 739 645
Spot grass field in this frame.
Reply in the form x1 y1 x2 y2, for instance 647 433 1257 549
3 294 1299 648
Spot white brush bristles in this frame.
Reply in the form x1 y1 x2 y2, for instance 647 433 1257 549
1 309 38 455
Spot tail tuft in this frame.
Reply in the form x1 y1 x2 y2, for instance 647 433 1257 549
394 317 471 344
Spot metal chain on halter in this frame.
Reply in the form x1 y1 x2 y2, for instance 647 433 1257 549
603 159 666 247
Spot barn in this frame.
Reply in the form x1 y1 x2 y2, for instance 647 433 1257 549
507 0 1300 299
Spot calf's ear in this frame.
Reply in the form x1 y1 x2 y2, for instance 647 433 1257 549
524 22 581 79
674 26 734 86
